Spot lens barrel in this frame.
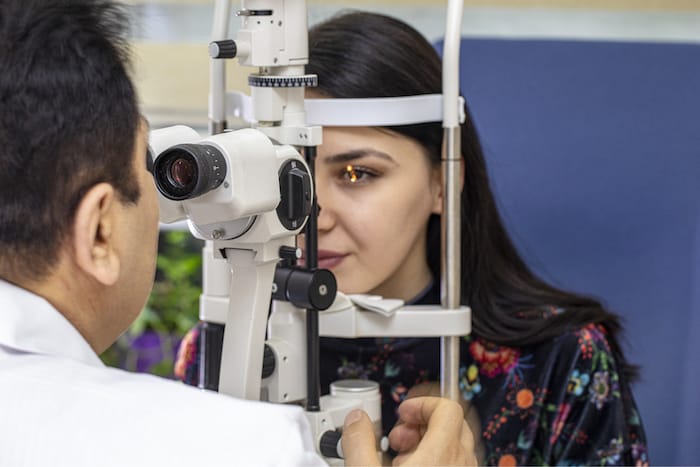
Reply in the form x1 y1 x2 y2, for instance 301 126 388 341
153 143 227 200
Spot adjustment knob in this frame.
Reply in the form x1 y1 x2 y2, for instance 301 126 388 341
261 344 275 379
277 160 312 230
273 267 337 311
319 430 343 459
209 40 237 59
279 245 301 262
248 74 318 88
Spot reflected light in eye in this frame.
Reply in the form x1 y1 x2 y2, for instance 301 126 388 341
345 164 358 183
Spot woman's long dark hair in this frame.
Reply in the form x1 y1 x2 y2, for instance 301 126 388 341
307 11 636 380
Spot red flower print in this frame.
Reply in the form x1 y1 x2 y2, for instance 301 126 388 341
470 339 521 378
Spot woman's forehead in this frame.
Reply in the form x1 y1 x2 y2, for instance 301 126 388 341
320 126 424 158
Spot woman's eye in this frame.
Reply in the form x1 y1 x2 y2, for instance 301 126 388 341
341 164 375 184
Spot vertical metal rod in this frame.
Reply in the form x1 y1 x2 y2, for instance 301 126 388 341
209 0 231 134
304 145 321 411
440 0 465 403
440 127 462 401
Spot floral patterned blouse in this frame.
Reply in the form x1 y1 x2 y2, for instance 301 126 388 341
320 282 648 465
176 281 649 466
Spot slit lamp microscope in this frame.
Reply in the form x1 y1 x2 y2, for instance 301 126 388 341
148 0 470 462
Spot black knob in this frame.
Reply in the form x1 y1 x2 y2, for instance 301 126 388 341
273 267 337 311
319 430 343 459
209 40 237 59
279 245 301 262
277 159 312 230
261 344 275 379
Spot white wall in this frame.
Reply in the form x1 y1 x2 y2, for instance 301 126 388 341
126 0 700 127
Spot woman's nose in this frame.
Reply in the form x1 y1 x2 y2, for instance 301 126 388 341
317 202 333 232
315 189 335 232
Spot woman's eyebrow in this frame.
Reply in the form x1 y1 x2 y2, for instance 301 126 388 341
323 149 397 165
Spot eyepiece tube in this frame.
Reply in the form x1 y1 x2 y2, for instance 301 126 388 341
154 143 227 201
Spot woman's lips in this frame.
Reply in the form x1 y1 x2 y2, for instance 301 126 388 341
297 250 347 269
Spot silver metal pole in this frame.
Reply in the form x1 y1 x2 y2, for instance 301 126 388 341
440 127 462 401
209 0 231 135
440 0 465 401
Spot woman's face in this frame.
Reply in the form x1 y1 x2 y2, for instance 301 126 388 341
302 126 442 301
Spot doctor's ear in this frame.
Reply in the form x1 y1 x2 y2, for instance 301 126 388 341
71 183 121 286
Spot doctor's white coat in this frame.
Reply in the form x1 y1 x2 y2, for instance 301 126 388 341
0 279 325 467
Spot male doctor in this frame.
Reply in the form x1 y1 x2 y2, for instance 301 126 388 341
0 0 474 465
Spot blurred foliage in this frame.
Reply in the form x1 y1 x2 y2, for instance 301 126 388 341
100 230 203 377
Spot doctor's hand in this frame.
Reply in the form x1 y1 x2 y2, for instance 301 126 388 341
341 396 477 466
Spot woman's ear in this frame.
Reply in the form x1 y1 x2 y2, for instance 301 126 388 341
430 164 443 214
430 156 466 215
71 183 120 286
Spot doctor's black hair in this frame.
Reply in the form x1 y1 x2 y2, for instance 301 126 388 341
0 0 140 280
307 10 637 380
